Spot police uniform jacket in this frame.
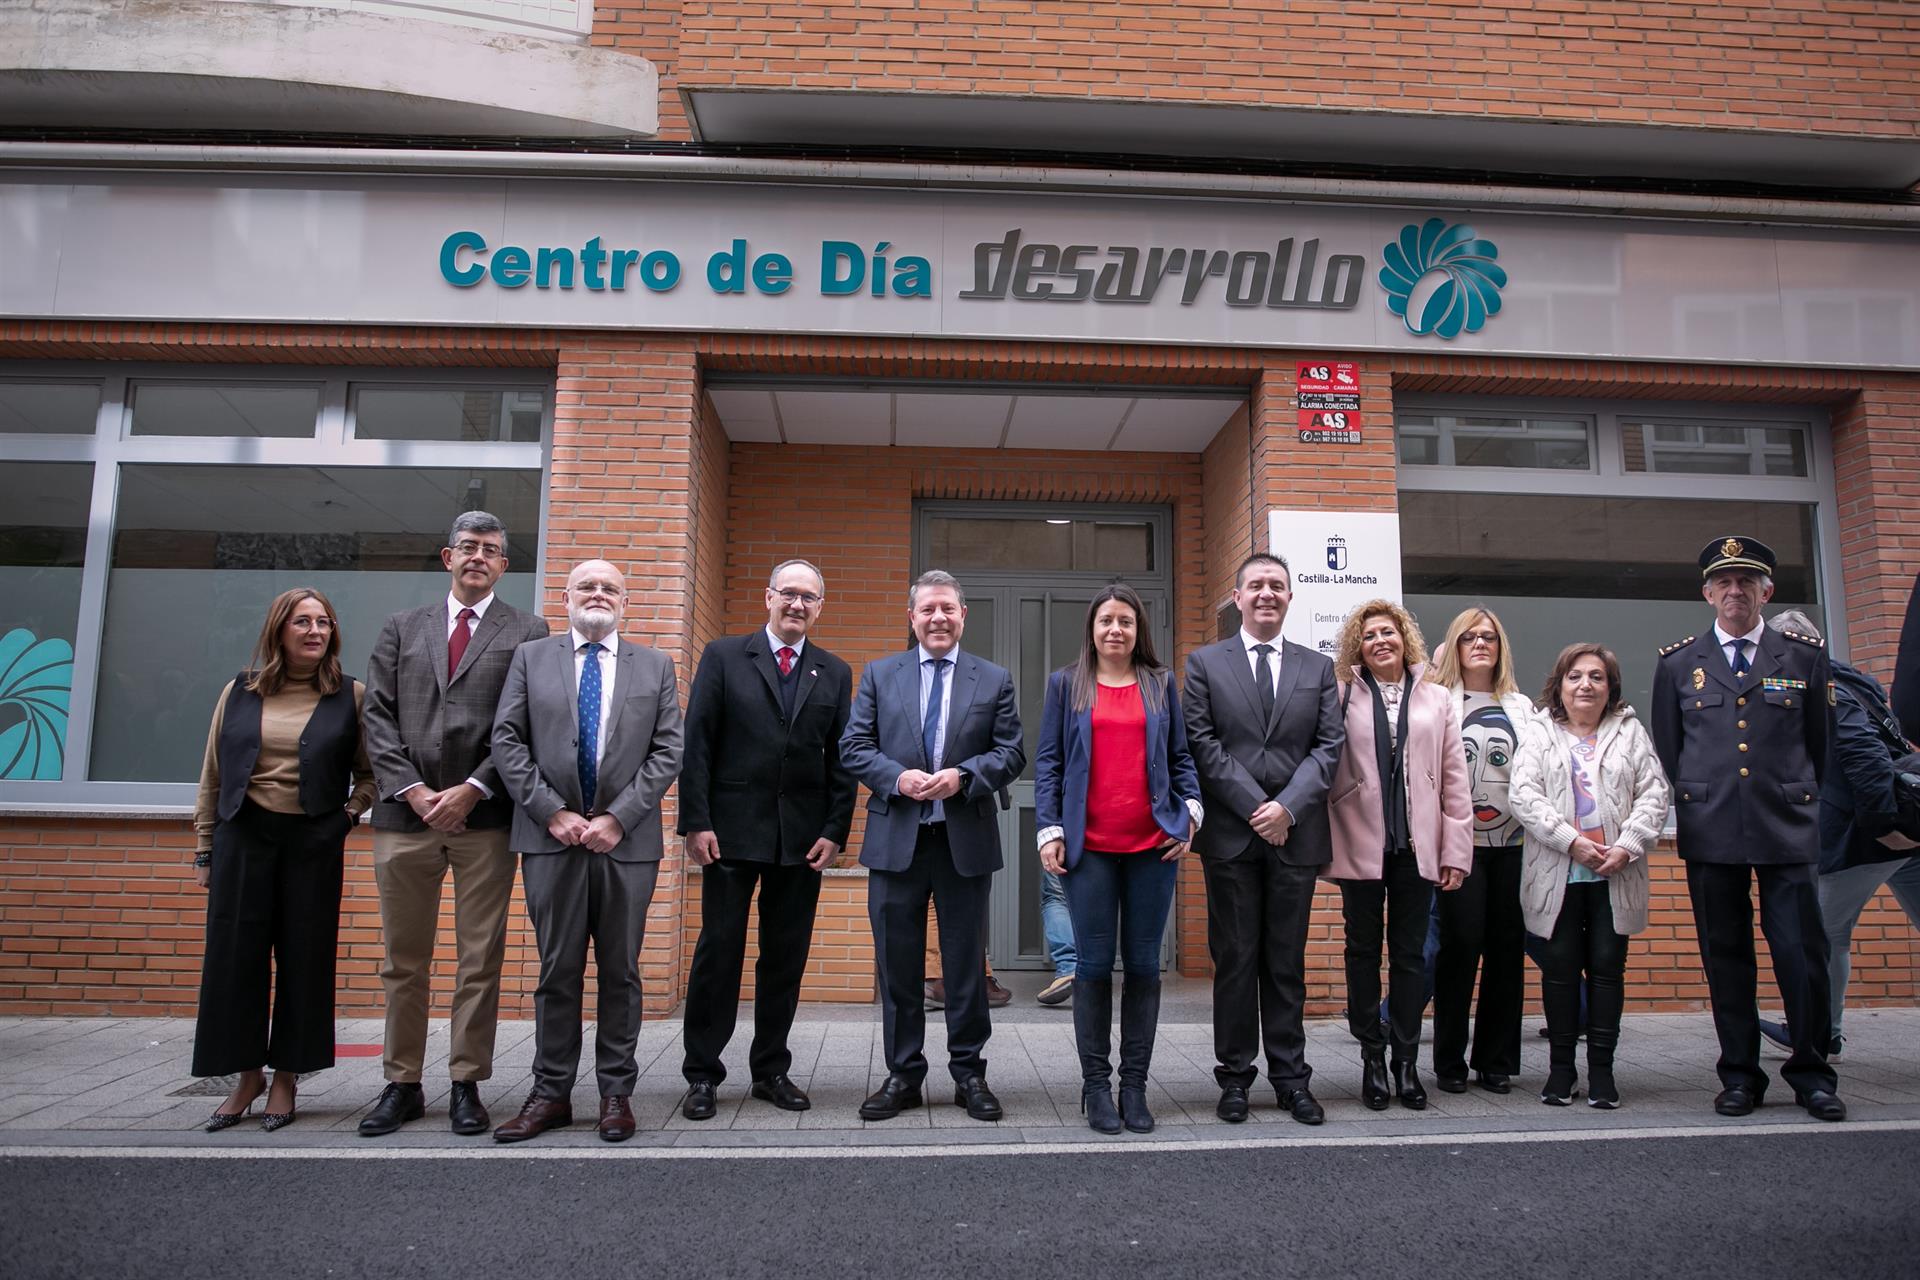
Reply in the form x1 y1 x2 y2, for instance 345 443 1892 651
1650 624 1830 865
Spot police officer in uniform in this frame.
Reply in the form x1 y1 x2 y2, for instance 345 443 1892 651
1651 536 1843 1121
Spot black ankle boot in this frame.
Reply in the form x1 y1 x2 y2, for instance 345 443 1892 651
1391 1059 1428 1111
1361 1049 1391 1110
1118 1085 1153 1134
1082 1082 1122 1134
1541 1036 1580 1106
1586 1026 1619 1109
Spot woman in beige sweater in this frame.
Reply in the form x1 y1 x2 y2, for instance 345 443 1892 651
192 588 375 1132
1509 644 1671 1110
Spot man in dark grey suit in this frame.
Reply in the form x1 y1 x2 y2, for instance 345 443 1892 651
358 511 548 1138
489 558 683 1143
1184 552 1344 1125
840 569 1026 1122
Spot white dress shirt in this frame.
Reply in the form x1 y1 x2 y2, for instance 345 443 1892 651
572 627 620 770
766 626 806 669
907 644 960 821
1240 627 1283 696
1713 619 1767 674
395 591 501 801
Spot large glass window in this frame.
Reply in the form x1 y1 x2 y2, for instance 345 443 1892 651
1398 400 1833 718
129 383 322 438
353 386 546 443
90 465 543 783
0 366 550 803
1397 411 1593 471
0 463 92 780
925 515 1154 573
0 382 100 435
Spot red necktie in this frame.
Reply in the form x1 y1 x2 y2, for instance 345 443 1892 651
448 607 476 680
777 646 796 677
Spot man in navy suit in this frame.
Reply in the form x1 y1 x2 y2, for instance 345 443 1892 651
840 569 1026 1121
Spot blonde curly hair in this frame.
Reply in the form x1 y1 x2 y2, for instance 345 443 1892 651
1332 598 1428 682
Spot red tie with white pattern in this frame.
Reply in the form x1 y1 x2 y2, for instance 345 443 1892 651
448 607 476 680
777 646 796 677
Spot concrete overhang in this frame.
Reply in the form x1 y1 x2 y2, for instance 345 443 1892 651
686 90 1920 192
0 0 658 138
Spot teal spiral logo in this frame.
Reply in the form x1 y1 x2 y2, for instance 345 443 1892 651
0 628 73 780
1379 218 1507 339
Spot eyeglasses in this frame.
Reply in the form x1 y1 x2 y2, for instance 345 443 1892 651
451 540 505 560
1459 631 1498 647
570 580 624 600
287 616 334 631
773 588 823 607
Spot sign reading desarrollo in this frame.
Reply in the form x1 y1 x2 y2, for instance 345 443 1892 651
3 174 1917 368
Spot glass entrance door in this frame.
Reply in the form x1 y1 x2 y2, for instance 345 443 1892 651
913 501 1174 970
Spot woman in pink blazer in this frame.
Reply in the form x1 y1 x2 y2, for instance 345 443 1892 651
1327 599 1473 1111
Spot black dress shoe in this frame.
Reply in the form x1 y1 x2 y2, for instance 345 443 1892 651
1216 1085 1250 1124
359 1082 425 1137
1475 1071 1512 1095
1796 1090 1846 1122
1391 1060 1428 1111
1713 1085 1761 1117
858 1074 923 1121
448 1081 489 1136
954 1077 1003 1121
1361 1051 1391 1111
1436 1072 1468 1095
750 1074 812 1112
681 1082 718 1121
1277 1087 1324 1126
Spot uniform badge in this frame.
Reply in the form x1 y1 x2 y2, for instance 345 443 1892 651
1722 537 1743 558
1691 668 1705 691
1829 681 1838 707
1762 677 1807 691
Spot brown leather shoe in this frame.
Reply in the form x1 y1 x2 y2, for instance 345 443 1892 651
985 975 1012 1008
492 1094 573 1143
598 1095 636 1142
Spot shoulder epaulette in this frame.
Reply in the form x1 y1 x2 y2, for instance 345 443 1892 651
1658 635 1695 657
1780 629 1826 649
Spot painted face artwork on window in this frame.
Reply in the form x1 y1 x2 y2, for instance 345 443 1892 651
1461 700 1521 845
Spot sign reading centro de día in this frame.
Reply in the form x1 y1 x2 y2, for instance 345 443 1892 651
5 175 1917 367
438 227 1377 313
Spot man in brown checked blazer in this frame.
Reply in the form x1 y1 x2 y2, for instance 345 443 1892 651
357 512 549 1138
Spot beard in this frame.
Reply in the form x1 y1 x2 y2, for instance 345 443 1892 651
570 605 618 637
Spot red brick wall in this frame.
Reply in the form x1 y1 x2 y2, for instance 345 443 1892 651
645 1 1920 139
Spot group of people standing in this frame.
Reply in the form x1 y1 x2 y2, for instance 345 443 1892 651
189 514 1893 1140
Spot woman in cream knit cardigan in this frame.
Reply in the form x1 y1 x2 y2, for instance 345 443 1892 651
1509 643 1671 1110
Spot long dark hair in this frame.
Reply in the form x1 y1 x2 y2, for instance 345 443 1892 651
245 587 344 697
1068 584 1167 715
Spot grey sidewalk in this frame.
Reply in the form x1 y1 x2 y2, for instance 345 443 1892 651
2 993 1915 1151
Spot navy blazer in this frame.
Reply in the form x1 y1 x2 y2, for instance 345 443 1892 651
1034 668 1201 870
839 647 1026 877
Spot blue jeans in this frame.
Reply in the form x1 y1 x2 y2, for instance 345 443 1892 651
1039 868 1077 977
1061 851 1176 978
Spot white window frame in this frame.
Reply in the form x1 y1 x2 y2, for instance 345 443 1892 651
0 361 553 813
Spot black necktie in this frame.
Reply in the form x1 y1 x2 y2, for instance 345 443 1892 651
1253 643 1276 723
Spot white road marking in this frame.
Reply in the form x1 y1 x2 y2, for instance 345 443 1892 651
2 1117 1914 1162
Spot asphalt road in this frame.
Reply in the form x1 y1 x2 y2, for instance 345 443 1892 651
3 1130 1913 1279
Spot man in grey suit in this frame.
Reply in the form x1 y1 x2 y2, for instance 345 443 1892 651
489 559 683 1143
840 569 1026 1122
1184 552 1344 1125
358 511 549 1138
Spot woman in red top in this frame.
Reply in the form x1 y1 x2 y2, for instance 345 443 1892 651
1035 585 1203 1134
